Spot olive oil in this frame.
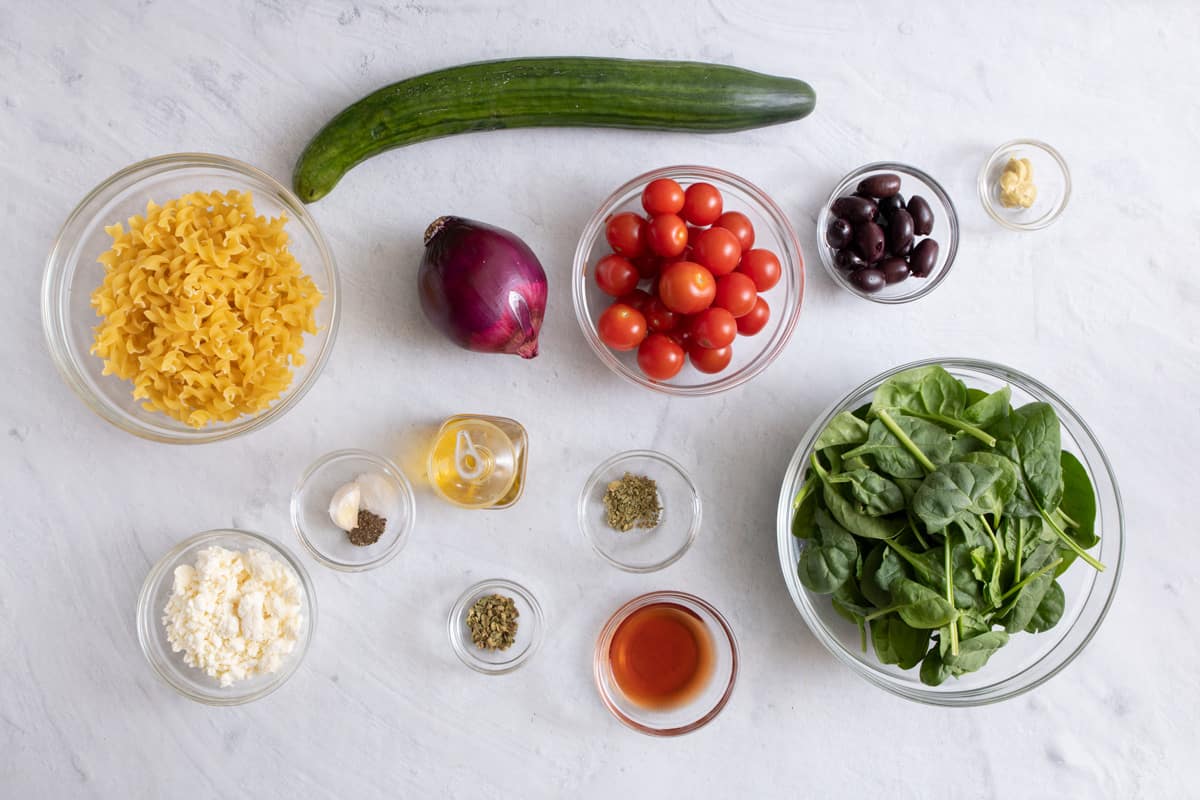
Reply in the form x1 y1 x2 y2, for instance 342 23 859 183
427 415 528 509
609 602 714 709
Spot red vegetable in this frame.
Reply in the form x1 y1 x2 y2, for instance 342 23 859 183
419 216 547 358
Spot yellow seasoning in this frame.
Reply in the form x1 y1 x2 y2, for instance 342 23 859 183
998 157 1038 209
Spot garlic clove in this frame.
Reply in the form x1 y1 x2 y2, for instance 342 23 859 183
328 481 362 531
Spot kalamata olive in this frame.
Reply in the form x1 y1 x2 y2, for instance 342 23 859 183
834 247 867 271
856 173 902 198
831 195 878 223
907 195 935 235
879 257 910 284
826 218 853 249
886 209 914 255
909 238 939 277
850 268 886 293
878 194 906 218
853 221 886 263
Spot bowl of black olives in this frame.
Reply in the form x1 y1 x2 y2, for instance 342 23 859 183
818 162 958 303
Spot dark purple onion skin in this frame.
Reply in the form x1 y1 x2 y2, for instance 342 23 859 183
419 216 547 358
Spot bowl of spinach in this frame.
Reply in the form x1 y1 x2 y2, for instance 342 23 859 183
776 359 1123 705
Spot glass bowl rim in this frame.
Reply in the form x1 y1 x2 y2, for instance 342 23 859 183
774 356 1124 706
592 589 739 736
571 164 805 396
135 527 318 706
977 138 1072 231
816 161 960 305
446 577 545 675
291 448 417 572
40 151 342 444
577 449 702 573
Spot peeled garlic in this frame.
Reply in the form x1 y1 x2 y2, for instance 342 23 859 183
328 481 361 531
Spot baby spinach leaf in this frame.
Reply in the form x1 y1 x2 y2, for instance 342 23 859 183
791 478 818 539
943 631 1009 673
960 451 1020 521
843 416 955 479
815 411 870 451
1024 580 1065 633
920 645 953 686
832 575 873 623
871 615 929 670
912 462 1004 531
796 508 858 594
859 544 893 608
822 481 905 540
1003 571 1053 633
828 469 905 516
993 402 1064 512
890 579 958 629
962 386 1012 427
1059 451 1098 548
871 365 968 419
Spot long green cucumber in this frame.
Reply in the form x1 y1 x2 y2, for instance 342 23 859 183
293 57 816 202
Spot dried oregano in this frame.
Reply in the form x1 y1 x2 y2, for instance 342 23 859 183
602 472 662 532
466 594 519 651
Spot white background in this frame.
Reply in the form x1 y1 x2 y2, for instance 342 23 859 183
2 1 1196 797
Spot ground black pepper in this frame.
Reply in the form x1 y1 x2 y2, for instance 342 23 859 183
347 509 387 546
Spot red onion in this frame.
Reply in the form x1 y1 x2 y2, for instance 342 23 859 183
418 216 547 358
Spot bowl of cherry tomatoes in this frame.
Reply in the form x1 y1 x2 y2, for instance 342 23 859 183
572 166 804 395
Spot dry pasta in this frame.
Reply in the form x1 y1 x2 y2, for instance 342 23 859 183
90 190 323 428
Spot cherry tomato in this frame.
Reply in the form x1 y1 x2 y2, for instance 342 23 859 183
688 342 733 374
641 178 685 216
682 182 724 226
597 302 647 351
605 212 648 257
713 272 758 318
714 211 755 251
646 213 689 258
594 254 640 297
691 227 742 277
690 307 737 349
657 261 716 315
637 333 686 381
632 255 661 280
736 296 770 336
667 314 697 348
642 297 679 333
738 248 782 291
619 288 653 313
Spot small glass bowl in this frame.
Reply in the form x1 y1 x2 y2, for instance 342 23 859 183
776 358 1124 706
447 578 545 674
291 449 416 572
573 165 804 396
578 450 702 573
594 591 739 736
41 153 340 443
136 529 316 705
817 162 959 304
978 139 1071 231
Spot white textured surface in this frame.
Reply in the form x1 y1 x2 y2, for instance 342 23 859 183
2 1 1197 797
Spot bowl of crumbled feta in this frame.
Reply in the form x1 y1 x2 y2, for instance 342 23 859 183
137 529 317 705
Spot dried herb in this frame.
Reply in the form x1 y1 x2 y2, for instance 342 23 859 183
603 472 662 532
466 594 519 650
348 509 387 546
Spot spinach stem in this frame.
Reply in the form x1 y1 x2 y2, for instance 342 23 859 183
908 411 998 447
792 478 817 511
1055 507 1081 530
980 516 1004 608
1039 506 1105 572
1014 522 1024 586
1000 558 1063 602
876 409 937 473
943 531 959 656
884 538 934 581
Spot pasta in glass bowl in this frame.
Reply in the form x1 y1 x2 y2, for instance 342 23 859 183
41 153 340 443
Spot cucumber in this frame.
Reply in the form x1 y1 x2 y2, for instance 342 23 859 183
293 57 816 202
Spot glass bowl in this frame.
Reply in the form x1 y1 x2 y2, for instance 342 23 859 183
291 449 416 572
817 162 959 304
136 528 317 705
447 578 544 675
593 591 738 736
978 139 1071 231
775 358 1124 706
41 153 340 443
578 450 701 573
572 165 804 396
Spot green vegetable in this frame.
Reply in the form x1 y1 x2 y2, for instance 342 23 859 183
293 57 817 202
796 509 858 594
792 364 1104 686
